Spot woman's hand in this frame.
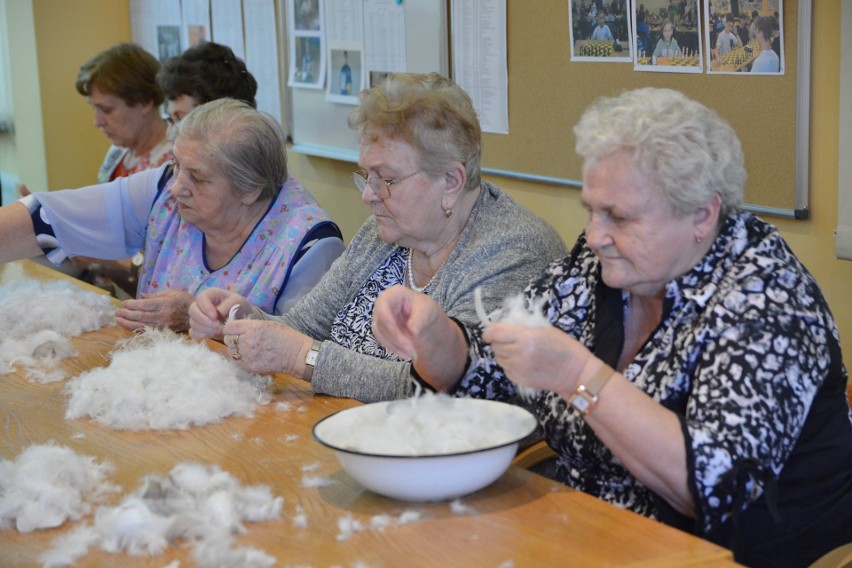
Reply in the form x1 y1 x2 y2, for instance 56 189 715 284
483 322 592 398
115 290 194 332
222 319 312 376
373 285 469 390
188 288 249 340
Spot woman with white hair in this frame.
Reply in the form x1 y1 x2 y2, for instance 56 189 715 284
372 87 852 567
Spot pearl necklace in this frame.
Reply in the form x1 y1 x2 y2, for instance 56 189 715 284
406 248 446 293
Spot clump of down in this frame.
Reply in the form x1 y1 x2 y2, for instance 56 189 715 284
65 328 271 430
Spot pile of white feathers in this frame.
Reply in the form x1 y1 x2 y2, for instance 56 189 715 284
0 280 115 383
64 328 271 430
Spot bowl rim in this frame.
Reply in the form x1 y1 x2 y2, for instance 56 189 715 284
312 398 538 459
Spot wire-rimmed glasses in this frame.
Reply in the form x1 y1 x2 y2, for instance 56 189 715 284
352 170 422 200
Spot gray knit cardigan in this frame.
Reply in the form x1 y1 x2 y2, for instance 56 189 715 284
279 181 567 402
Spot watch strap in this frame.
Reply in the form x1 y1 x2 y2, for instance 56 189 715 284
569 363 615 416
303 340 322 381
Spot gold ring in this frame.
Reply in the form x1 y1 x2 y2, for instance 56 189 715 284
231 335 241 360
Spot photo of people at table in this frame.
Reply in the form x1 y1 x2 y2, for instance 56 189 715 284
633 0 702 72
706 0 784 74
569 0 632 62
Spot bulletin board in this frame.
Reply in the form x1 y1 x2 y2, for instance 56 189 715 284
282 0 810 218
480 0 810 218
282 0 448 162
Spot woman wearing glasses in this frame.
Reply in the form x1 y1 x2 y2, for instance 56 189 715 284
189 72 566 403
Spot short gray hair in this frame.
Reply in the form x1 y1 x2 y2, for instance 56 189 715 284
574 88 745 219
348 72 482 192
176 98 287 201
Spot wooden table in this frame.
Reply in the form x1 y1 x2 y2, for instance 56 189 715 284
0 260 739 567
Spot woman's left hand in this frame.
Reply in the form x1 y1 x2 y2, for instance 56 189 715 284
116 290 193 332
222 319 312 376
483 321 592 397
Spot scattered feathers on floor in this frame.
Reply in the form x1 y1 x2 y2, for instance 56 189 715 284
0 442 119 533
0 280 115 382
64 328 271 430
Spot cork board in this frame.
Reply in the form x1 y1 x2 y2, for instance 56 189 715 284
480 0 809 218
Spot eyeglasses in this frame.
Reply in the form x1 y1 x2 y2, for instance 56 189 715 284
352 170 422 200
161 112 187 128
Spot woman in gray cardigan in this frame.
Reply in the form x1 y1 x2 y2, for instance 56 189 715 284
189 72 566 403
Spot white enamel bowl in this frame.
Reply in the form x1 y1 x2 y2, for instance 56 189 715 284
312 397 537 502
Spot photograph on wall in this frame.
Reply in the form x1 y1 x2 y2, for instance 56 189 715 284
187 25 207 48
290 36 324 88
369 71 390 88
326 46 363 104
633 0 702 73
181 0 210 49
569 0 632 62
287 0 325 89
706 0 784 74
157 25 182 61
295 0 322 31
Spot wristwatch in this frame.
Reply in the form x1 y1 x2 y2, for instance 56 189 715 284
568 363 615 416
303 340 322 381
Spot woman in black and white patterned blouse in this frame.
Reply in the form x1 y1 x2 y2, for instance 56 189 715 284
373 87 852 568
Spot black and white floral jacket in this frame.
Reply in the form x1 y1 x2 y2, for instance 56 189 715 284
455 211 852 566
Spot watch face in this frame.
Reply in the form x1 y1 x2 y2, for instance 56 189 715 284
306 350 319 366
570 394 592 414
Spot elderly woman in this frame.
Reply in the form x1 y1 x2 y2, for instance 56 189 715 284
157 42 258 126
84 41 263 297
76 43 173 183
189 72 566 403
0 99 342 331
372 88 852 567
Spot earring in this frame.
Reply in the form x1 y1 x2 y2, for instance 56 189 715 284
444 208 453 218
695 235 703 244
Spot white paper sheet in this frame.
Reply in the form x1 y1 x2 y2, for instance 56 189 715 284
211 0 245 60
451 0 508 135
130 0 182 60
325 0 363 43
181 0 212 48
244 0 283 123
363 0 406 74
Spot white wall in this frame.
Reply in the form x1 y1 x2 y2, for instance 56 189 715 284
0 0 48 195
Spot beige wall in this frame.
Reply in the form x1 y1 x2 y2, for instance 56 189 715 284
9 1 851 366
1 0 130 191
34 0 131 190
